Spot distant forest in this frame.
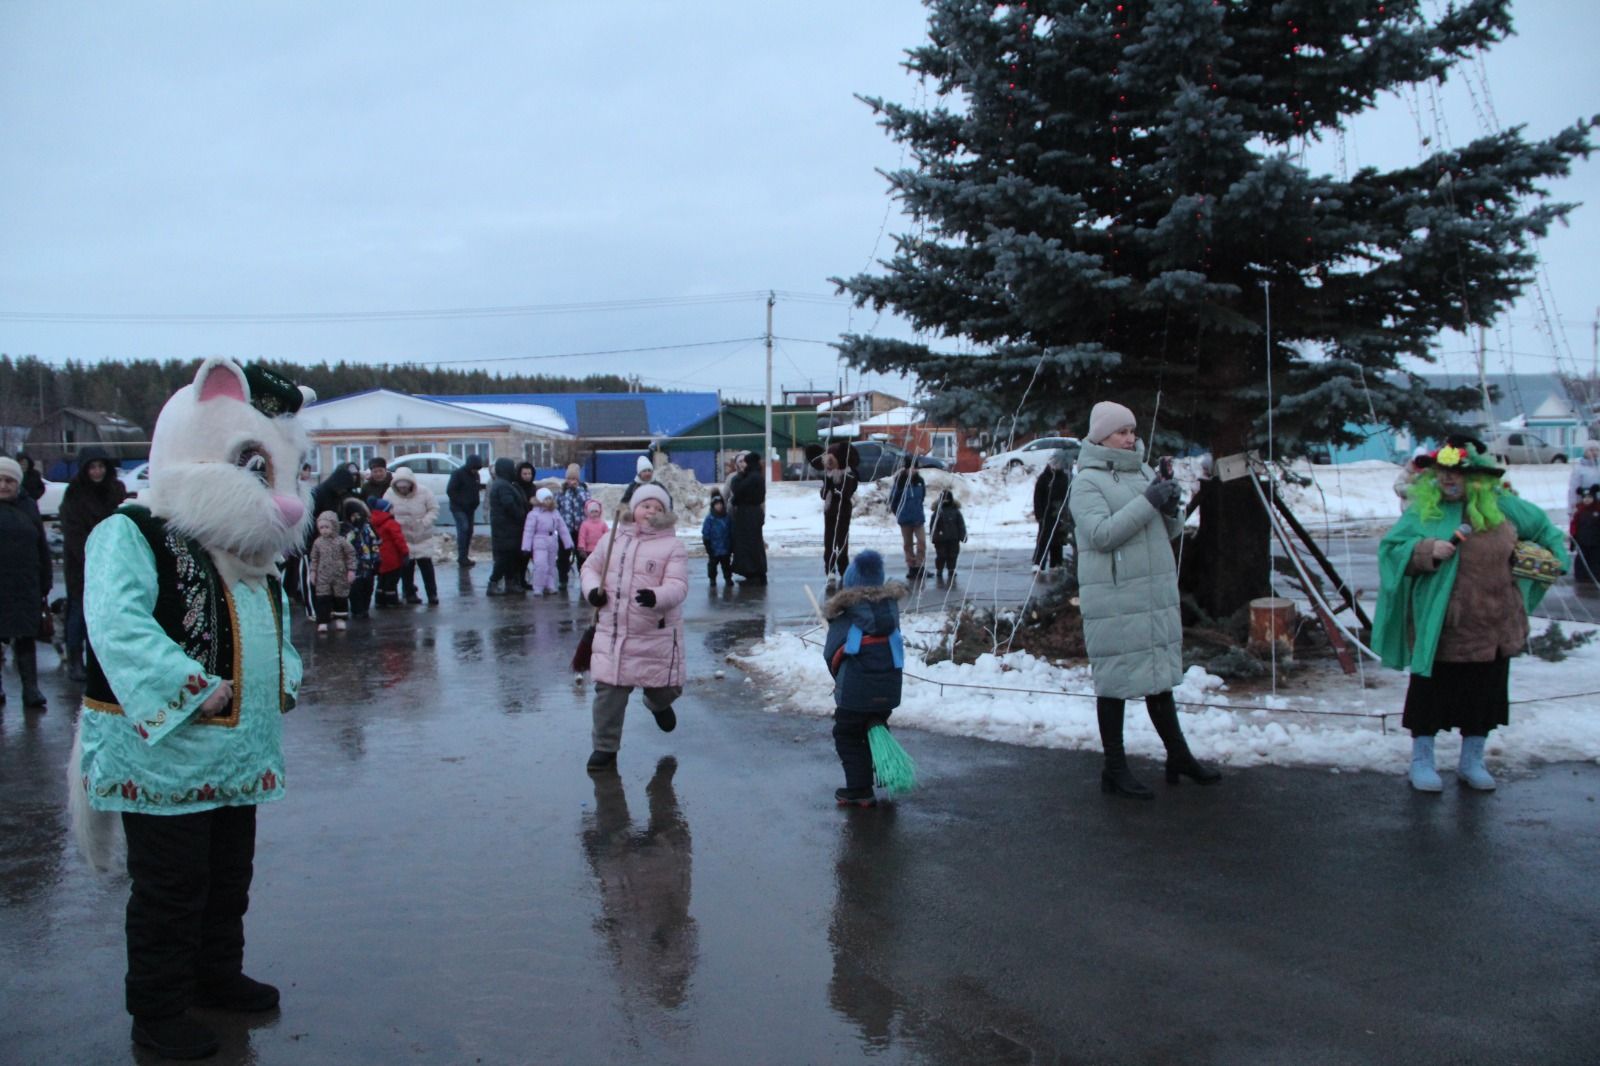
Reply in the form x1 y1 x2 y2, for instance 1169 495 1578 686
0 355 651 437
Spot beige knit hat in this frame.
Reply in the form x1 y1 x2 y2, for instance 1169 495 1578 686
565 462 581 479
0 456 21 483
1086 401 1137 445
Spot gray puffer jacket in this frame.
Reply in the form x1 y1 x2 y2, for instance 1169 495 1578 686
1067 440 1185 699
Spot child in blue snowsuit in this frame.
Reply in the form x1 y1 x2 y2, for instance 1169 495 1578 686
701 491 734 586
821 550 908 806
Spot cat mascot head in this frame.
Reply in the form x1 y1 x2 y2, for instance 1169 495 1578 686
146 358 316 584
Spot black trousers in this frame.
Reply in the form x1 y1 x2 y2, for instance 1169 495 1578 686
934 539 961 575
348 575 374 616
706 554 732 582
314 594 349 624
833 708 889 789
121 806 257 1019
400 557 438 601
488 548 521 586
557 544 575 587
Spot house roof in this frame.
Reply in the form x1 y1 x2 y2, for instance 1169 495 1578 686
422 392 719 440
664 407 798 450
304 388 573 435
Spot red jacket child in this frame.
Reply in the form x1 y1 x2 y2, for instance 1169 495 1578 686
368 502 410 575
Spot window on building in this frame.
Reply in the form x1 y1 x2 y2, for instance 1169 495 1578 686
523 439 555 467
332 444 377 469
302 449 321 477
448 440 493 466
390 440 437 458
929 432 958 461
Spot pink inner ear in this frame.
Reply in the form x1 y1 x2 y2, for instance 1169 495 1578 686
197 363 248 404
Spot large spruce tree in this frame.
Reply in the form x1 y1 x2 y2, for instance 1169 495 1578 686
835 0 1594 616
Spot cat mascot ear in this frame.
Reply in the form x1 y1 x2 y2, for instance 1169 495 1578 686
194 359 251 405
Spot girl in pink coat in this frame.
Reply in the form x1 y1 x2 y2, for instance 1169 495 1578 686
576 498 608 566
580 484 688 771
521 487 574 595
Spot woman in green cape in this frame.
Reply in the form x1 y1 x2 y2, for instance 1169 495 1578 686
1373 436 1567 793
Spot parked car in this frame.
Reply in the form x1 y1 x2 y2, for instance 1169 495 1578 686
981 435 1081 473
846 440 946 482
1484 432 1566 465
36 479 66 520
388 452 492 498
117 461 152 498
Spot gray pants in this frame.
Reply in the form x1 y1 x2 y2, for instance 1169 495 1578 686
591 681 682 753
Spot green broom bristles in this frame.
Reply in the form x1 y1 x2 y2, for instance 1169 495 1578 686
868 724 917 796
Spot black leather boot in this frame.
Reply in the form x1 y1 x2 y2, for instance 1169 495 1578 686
1097 697 1152 799
16 639 46 708
1147 692 1220 785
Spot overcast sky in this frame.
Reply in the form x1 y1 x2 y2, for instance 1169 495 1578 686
2 1 1596 404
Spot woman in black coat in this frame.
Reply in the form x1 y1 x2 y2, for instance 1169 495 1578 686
1032 451 1073 572
17 452 47 502
729 451 768 584
0 456 53 708
486 457 530 595
58 448 127 682
820 447 858 581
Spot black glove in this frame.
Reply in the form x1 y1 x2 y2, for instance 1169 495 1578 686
1143 480 1181 511
587 588 608 607
634 587 656 608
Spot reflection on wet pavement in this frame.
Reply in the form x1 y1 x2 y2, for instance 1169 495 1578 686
3 555 1599 1064
582 758 697 1019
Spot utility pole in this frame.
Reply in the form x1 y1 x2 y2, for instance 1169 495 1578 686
716 388 725 478
764 290 774 490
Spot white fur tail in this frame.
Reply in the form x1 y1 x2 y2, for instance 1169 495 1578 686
68 715 122 874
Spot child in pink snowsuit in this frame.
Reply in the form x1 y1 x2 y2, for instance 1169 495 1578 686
576 498 608 568
521 487 574 595
579 484 688 770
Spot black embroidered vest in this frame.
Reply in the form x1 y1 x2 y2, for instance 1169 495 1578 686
84 506 278 712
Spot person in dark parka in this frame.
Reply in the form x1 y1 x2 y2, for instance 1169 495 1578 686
58 447 128 681
929 489 968 583
820 447 858 582
822 550 907 806
486 457 530 595
0 455 52 708
16 452 47 502
728 451 768 584
1032 451 1073 572
446 454 486 567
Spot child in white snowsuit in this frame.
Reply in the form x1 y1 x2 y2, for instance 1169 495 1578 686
821 550 907 807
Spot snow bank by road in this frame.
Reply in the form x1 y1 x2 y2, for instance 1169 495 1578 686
736 460 1573 557
732 612 1600 776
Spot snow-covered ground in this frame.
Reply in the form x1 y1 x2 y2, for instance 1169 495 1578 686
738 459 1573 556
733 612 1600 776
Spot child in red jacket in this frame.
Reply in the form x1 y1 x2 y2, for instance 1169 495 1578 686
368 497 410 606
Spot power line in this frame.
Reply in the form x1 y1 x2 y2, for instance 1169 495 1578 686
0 291 781 325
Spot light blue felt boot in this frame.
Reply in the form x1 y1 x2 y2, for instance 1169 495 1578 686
1409 735 1443 793
1457 735 1497 791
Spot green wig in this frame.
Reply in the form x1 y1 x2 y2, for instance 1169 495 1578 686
1407 471 1505 531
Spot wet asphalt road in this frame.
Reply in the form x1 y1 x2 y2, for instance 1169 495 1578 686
3 556 1600 1066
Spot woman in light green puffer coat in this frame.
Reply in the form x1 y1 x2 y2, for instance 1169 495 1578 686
1068 401 1220 799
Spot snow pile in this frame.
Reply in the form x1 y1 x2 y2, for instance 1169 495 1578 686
733 614 1600 775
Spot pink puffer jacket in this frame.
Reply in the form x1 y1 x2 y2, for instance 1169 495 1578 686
580 513 688 689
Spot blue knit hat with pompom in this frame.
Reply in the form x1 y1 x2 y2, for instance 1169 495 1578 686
843 550 885 588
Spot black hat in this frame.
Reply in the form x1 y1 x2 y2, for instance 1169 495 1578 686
243 364 314 417
1414 435 1505 479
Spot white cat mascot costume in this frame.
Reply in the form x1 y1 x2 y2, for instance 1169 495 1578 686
68 358 312 1060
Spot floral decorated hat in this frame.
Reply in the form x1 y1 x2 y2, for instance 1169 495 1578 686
1415 435 1505 479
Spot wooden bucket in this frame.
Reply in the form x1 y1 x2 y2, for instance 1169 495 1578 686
1248 597 1297 659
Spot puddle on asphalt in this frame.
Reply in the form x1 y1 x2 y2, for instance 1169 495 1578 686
703 617 768 657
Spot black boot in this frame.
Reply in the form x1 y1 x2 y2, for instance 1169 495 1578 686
66 648 87 683
1147 692 1221 785
131 1013 219 1060
16 640 46 709
1097 697 1152 799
